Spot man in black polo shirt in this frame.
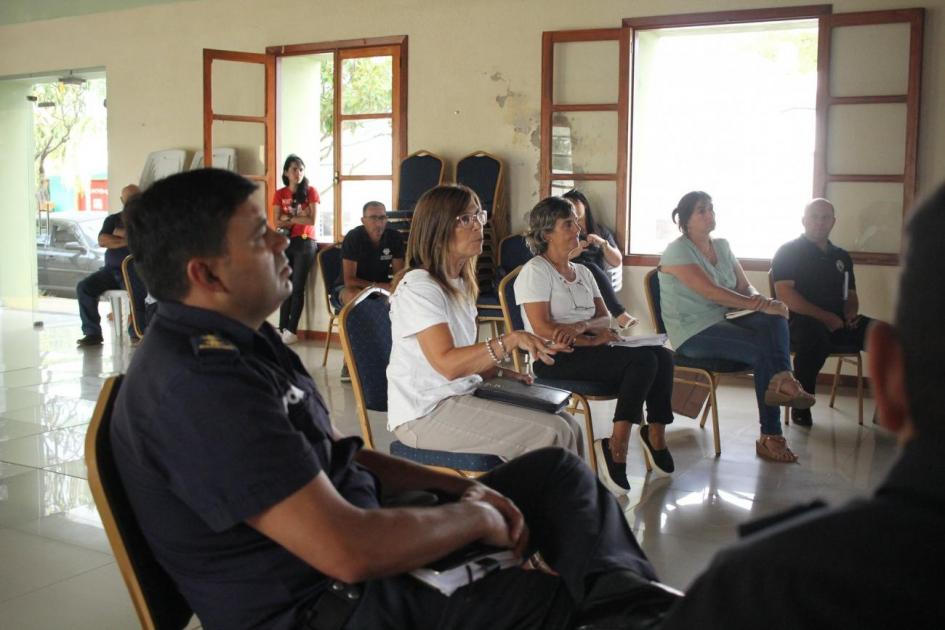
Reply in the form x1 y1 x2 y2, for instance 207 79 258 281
332 201 405 308
75 183 147 346
112 169 678 630
771 198 875 426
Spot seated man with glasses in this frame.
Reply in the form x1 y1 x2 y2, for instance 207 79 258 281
387 184 586 461
331 201 406 308
516 196 676 495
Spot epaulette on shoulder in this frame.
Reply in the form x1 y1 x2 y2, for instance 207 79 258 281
191 333 239 357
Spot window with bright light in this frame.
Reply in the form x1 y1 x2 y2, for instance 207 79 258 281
629 20 819 259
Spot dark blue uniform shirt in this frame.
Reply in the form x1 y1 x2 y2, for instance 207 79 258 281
110 302 379 630
335 225 405 288
100 213 130 270
771 235 855 318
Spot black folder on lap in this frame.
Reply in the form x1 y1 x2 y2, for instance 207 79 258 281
473 377 571 414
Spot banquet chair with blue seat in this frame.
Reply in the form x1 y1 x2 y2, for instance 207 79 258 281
498 266 625 474
338 286 503 477
86 376 194 630
318 244 342 366
644 268 752 456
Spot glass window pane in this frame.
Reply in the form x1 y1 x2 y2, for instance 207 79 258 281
825 182 903 254
212 120 265 176
315 183 335 242
827 103 906 175
341 56 392 115
211 59 265 117
341 119 392 176
630 20 818 258
340 180 392 237
553 40 619 105
551 111 617 175
278 53 333 193
831 23 910 97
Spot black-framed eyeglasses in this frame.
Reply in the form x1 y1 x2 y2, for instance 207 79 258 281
562 277 595 312
455 210 488 229
364 214 388 222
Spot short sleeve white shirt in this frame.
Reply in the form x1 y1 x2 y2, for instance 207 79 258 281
387 270 482 429
515 256 601 333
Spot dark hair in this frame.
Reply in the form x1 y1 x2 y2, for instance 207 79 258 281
281 154 310 207
362 200 385 214
895 182 945 438
125 169 257 301
672 191 712 235
526 196 575 255
562 189 597 236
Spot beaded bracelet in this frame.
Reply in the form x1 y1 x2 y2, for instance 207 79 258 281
495 335 510 362
485 337 502 367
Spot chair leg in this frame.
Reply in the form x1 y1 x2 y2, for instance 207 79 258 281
829 356 843 408
322 315 335 366
699 392 711 428
708 376 722 456
572 394 597 473
490 320 499 339
784 402 790 425
856 354 864 425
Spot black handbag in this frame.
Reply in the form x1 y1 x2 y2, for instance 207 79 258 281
473 377 571 414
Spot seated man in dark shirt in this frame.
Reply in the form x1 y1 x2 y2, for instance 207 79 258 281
661 183 945 629
332 201 405 308
112 168 678 630
771 198 875 425
75 183 147 346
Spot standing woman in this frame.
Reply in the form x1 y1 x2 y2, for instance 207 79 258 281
562 190 635 329
272 154 319 345
387 184 585 461
658 191 814 463
517 196 676 495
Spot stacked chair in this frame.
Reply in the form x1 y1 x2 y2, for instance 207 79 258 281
387 150 446 241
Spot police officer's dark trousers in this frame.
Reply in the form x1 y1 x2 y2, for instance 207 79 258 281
336 447 657 630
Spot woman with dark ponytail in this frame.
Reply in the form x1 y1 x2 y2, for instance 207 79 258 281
272 154 319 344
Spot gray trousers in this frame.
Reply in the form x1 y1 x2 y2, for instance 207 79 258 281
394 394 585 461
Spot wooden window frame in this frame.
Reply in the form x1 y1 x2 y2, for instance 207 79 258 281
266 36 407 244
541 6 923 270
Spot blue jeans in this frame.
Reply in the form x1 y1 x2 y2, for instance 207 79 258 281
677 313 791 435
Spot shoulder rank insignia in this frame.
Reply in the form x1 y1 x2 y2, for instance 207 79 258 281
191 334 238 356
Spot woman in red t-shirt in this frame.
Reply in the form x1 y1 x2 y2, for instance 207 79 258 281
272 154 320 344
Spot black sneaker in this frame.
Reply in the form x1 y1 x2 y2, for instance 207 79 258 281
76 334 104 347
639 424 675 474
340 364 351 382
791 408 813 427
594 438 630 495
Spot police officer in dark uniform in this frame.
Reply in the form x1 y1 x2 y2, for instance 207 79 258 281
661 183 945 629
771 198 875 425
111 168 679 630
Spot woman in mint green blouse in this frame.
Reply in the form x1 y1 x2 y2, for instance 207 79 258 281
658 191 814 463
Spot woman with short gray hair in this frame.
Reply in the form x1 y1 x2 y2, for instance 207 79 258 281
516 196 676 495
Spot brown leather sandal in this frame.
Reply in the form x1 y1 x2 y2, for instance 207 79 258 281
764 375 816 409
756 435 798 463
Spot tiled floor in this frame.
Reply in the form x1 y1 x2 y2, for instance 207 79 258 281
0 306 897 629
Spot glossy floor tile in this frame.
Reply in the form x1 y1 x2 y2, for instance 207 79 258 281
0 305 896 628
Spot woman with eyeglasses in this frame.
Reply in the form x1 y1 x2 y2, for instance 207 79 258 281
659 191 813 463
272 154 319 345
387 184 585 461
562 189 636 330
516 196 675 495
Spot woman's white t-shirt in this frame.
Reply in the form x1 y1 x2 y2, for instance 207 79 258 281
387 269 482 430
515 256 602 333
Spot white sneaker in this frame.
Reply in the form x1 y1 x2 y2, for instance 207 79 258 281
281 330 299 345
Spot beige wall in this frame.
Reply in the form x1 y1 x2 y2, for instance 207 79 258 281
2 0 942 332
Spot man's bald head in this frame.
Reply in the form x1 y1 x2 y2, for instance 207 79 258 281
802 198 836 244
121 184 142 206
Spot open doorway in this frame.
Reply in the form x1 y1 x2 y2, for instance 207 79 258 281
0 69 108 315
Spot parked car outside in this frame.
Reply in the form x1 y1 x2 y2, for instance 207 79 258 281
36 212 107 298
